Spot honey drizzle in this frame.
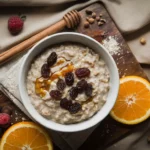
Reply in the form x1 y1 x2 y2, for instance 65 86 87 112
35 63 74 97
53 59 65 67
80 97 93 105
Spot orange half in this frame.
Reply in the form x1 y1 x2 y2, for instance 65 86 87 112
0 122 53 150
110 76 150 125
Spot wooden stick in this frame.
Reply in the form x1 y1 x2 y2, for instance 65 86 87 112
0 10 80 64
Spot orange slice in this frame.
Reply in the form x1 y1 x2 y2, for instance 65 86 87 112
0 122 53 150
110 76 150 125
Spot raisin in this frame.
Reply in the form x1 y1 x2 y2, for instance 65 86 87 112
65 72 74 86
69 102 81 114
41 63 50 78
60 98 72 110
76 79 88 93
60 98 81 114
47 52 57 67
69 87 78 100
85 84 93 97
57 79 66 91
75 68 90 78
50 90 62 100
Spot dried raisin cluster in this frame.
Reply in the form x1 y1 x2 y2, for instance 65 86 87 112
40 52 93 114
60 98 81 114
41 52 57 78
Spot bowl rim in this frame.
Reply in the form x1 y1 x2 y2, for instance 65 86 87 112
19 32 119 132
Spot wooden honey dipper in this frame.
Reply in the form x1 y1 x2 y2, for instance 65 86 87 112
0 10 80 64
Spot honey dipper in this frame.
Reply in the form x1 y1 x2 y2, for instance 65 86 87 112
0 10 80 64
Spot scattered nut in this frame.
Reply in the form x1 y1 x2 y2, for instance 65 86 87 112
100 18 106 23
86 17 90 21
84 21 89 28
96 16 100 21
98 21 104 26
101 32 107 38
92 12 96 18
85 9 92 15
88 18 95 24
140 37 146 45
99 13 103 17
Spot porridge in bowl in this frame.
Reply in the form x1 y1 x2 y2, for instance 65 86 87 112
26 43 110 124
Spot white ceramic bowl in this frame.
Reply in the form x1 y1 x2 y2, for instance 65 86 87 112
19 32 119 132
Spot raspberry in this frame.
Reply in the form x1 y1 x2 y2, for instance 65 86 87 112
0 113 10 125
8 16 24 35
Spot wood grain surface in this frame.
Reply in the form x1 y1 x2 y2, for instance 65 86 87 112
0 2 149 150
77 3 149 150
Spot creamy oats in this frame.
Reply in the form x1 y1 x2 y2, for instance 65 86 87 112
26 43 110 124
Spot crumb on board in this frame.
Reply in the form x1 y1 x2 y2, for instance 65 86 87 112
21 117 26 121
102 36 121 55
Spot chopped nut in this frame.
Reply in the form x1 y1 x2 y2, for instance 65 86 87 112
84 21 89 28
85 9 92 15
88 18 95 24
96 16 100 21
100 18 106 23
86 17 90 21
99 13 103 17
101 32 107 38
140 37 146 45
98 21 104 26
92 12 96 18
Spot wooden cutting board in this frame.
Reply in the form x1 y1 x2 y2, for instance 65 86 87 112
0 2 149 150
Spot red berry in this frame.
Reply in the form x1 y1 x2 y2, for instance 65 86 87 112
8 16 24 35
0 113 10 125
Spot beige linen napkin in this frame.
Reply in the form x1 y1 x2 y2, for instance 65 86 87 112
1 0 150 150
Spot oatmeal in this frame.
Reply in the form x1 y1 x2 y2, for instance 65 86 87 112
26 43 110 124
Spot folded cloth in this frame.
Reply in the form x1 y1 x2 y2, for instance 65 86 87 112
0 0 78 6
1 0 150 150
